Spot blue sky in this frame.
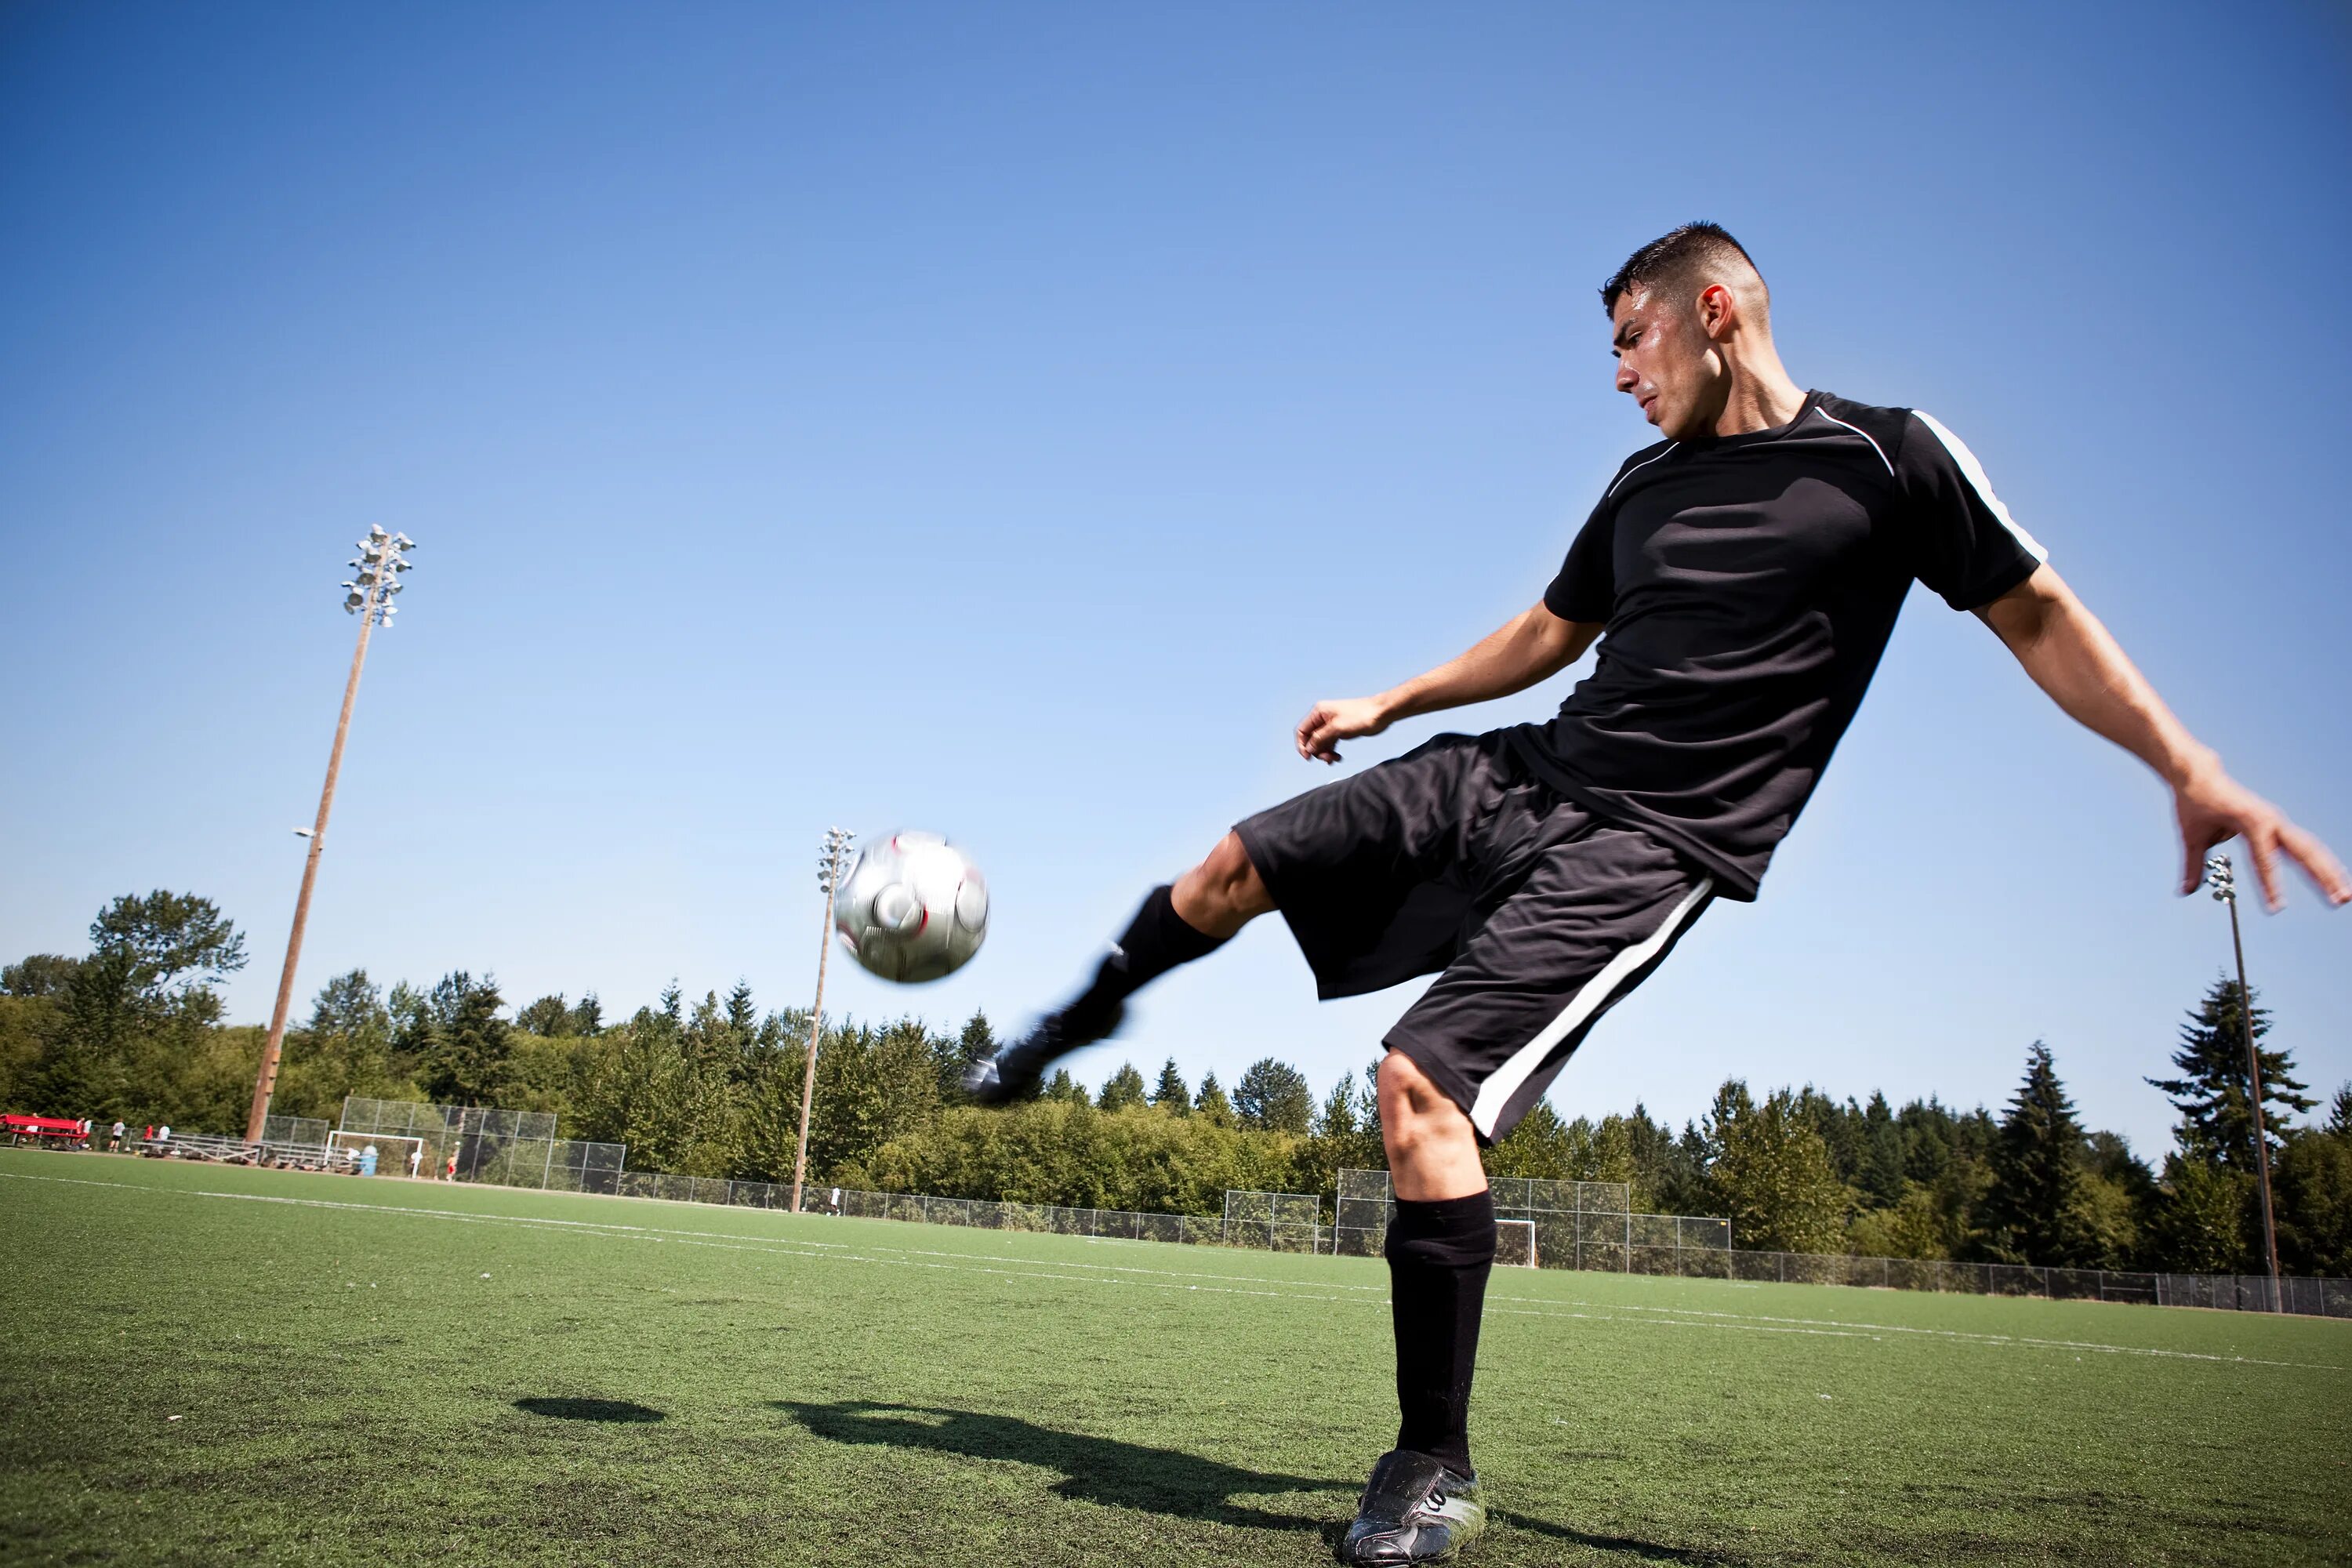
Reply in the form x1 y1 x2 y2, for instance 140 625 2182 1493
4 2 2347 1157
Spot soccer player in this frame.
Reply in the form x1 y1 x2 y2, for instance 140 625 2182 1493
966 223 2348 1564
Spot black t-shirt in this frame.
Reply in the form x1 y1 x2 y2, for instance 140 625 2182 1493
1508 390 2046 901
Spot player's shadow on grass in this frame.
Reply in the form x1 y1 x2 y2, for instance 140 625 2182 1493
514 1396 667 1424
774 1400 1726 1560
775 1399 1344 1532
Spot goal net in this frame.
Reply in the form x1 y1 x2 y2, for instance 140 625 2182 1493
1495 1218 1538 1269
327 1131 426 1177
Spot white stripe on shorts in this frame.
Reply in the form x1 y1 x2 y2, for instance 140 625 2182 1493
1466 875 1715 1139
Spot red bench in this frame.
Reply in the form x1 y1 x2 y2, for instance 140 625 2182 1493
2 1114 91 1147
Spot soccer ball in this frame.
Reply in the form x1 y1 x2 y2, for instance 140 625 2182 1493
833 831 989 983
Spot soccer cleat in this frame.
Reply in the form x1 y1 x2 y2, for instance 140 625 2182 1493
960 1002 1122 1105
1338 1450 1486 1566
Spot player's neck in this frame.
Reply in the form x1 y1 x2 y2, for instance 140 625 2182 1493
1705 345 1806 437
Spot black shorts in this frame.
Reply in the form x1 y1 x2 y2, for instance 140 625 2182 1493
1233 731 1714 1143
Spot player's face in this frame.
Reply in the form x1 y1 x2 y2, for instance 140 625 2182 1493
1610 289 1724 441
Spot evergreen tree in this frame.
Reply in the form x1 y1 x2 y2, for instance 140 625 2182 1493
937 1010 996 1104
1097 1062 1149 1112
1152 1058 1191 1113
1703 1080 1851 1254
2272 1120 2352 1276
1619 1102 1708 1214
1193 1071 1235 1127
274 969 401 1120
734 1033 810 1182
2147 976 2312 1168
564 993 604 1036
1234 1057 1312 1134
419 971 512 1105
1979 1042 2094 1265
806 1018 942 1180
572 998 705 1170
2147 1154 2254 1273
1857 1091 1907 1208
1485 1101 1583 1180
515 994 572 1036
387 981 434 1077
724 980 757 1036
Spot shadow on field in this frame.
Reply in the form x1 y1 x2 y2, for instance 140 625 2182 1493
775 1399 1345 1531
774 1400 1729 1560
514 1397 668 1424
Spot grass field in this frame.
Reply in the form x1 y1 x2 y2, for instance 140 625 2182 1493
2 1148 2347 1567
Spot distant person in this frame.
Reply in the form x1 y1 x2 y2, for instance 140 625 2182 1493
358 1143 379 1177
109 1120 125 1152
829 1185 842 1217
143 1125 154 1145
408 1145 424 1178
964 223 2350 1564
156 1124 170 1145
445 1150 458 1181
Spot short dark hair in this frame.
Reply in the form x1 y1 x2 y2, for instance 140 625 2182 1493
1600 222 1763 316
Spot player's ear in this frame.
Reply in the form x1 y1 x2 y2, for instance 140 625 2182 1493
1697 282 1736 339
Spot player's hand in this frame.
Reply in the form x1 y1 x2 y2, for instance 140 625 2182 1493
1295 696 1391 764
2173 764 2351 912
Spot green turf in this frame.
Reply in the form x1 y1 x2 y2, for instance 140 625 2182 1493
2 1148 2347 1566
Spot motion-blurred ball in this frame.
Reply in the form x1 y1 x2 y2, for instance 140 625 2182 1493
833 831 989 983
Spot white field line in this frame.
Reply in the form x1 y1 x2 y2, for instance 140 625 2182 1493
5 1169 2340 1371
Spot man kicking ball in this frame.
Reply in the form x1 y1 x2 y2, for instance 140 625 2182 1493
967 223 2348 1564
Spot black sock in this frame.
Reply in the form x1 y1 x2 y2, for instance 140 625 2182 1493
1063 884 1226 1026
1385 1189 1495 1475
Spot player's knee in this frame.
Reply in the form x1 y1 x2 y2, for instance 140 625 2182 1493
1377 1050 1465 1155
1179 833 1272 927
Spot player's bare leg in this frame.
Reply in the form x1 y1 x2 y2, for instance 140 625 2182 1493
1340 1050 1493 1564
964 832 1269 1102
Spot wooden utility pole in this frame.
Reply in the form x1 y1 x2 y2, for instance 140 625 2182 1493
244 530 413 1143
791 828 855 1214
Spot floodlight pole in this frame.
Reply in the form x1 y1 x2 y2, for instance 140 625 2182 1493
244 531 416 1144
2205 853 2283 1309
790 828 855 1214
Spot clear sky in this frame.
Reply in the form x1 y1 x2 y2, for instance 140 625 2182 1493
4 2 2347 1159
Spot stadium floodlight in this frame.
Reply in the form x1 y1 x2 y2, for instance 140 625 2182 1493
2204 851 2283 1309
791 826 857 1216
244 528 421 1144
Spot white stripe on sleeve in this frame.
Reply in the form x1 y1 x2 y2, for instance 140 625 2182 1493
1913 412 2048 564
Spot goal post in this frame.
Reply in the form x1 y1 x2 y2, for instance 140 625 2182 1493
326 1130 426 1177
1494 1218 1538 1269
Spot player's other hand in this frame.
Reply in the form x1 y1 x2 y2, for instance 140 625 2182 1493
2173 763 2351 913
1296 696 1391 764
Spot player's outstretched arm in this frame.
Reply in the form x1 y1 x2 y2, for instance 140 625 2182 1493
1295 602 1599 763
1978 564 2350 912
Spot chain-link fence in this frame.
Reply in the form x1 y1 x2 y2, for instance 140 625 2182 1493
601 1174 1312 1249
1334 1169 1732 1275
1222 1189 1324 1252
336 1097 625 1193
1332 1167 2349 1317
260 1115 329 1146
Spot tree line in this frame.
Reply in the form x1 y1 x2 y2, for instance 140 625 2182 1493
5 888 2348 1276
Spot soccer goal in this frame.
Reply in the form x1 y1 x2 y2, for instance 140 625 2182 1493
1494 1218 1538 1269
327 1131 426 1177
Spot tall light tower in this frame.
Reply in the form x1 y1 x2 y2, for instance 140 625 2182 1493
791 827 856 1214
244 528 416 1143
2204 851 2283 1308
